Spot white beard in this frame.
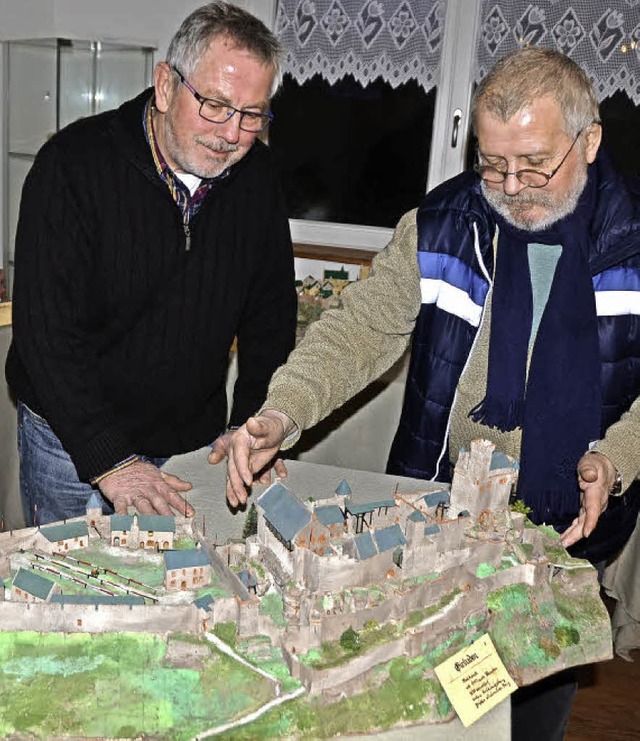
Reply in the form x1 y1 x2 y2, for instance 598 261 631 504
481 166 588 232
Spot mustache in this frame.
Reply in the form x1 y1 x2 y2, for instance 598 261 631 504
196 137 239 153
488 190 556 208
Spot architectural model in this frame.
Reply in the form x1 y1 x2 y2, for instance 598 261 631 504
0 440 612 739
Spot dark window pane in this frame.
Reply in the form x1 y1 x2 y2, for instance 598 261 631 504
599 92 640 178
270 74 436 228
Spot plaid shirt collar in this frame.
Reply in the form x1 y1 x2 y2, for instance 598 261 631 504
143 96 220 219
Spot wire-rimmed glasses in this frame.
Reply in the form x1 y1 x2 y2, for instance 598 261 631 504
474 128 586 188
173 67 273 133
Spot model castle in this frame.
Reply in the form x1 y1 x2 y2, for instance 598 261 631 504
0 439 610 701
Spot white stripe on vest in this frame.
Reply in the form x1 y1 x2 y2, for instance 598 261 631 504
420 278 483 327
595 290 640 316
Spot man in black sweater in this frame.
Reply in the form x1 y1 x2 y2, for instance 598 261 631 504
6 2 297 525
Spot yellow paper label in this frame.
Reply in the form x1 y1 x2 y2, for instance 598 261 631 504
434 633 517 727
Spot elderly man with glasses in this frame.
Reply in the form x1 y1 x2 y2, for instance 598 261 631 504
218 47 640 740
7 2 296 524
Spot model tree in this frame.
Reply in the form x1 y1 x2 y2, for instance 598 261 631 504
340 626 360 653
242 503 258 539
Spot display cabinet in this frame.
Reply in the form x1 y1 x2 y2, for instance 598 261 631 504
3 38 154 297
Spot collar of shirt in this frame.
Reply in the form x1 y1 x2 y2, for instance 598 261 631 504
143 96 219 223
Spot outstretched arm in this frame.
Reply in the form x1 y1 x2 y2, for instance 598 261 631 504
561 394 640 547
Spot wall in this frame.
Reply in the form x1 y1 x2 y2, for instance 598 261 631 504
0 599 200 633
0 0 206 54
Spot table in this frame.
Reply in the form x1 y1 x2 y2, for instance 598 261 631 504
163 448 512 740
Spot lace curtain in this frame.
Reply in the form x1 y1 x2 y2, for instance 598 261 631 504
476 2 640 105
274 0 447 91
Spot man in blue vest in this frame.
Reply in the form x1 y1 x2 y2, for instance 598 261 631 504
213 48 640 740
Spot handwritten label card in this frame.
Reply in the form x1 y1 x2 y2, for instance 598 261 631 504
434 633 517 727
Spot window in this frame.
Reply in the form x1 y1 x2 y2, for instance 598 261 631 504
600 92 640 178
264 0 479 250
259 0 639 253
270 74 436 229
472 2 640 180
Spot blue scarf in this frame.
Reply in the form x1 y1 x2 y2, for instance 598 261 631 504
470 171 601 528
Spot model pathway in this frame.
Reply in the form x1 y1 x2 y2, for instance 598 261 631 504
193 632 306 739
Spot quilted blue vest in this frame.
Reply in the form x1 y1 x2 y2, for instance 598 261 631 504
386 152 640 558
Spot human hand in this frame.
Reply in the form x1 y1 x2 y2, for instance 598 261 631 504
208 410 295 508
560 451 616 548
98 460 194 516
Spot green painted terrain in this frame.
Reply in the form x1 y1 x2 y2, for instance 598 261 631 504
216 655 452 740
0 631 273 740
0 522 610 739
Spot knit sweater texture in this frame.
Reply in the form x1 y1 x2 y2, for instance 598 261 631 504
6 89 297 482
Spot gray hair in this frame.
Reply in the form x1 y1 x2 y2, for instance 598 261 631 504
166 1 282 98
472 48 600 138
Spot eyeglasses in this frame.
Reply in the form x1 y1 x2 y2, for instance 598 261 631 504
474 128 585 188
172 67 273 133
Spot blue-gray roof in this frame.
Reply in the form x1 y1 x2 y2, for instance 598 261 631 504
315 505 344 527
86 491 105 511
354 532 377 560
194 595 214 611
111 515 134 532
422 490 450 507
137 515 175 533
237 570 257 589
50 594 144 606
40 521 88 543
164 548 210 570
409 510 426 522
257 483 311 542
374 524 407 553
490 451 519 472
13 568 54 600
347 499 396 516
335 479 352 496
424 523 441 536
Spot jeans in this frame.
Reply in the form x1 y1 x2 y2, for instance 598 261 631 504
18 402 167 526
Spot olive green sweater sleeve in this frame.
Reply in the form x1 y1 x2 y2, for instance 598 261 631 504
593 395 640 494
263 209 421 447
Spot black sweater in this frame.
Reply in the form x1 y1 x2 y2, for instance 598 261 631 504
6 89 297 482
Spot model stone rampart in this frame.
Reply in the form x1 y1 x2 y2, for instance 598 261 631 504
436 520 468 551
284 591 488 698
0 528 43 575
210 596 240 625
463 541 505 572
288 635 407 696
258 525 294 578
401 541 438 575
0 601 200 634
259 542 292 589
295 546 397 593
237 601 260 637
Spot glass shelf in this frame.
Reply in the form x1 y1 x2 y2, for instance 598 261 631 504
3 38 155 298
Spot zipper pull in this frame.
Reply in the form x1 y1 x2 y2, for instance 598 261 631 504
183 222 191 252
